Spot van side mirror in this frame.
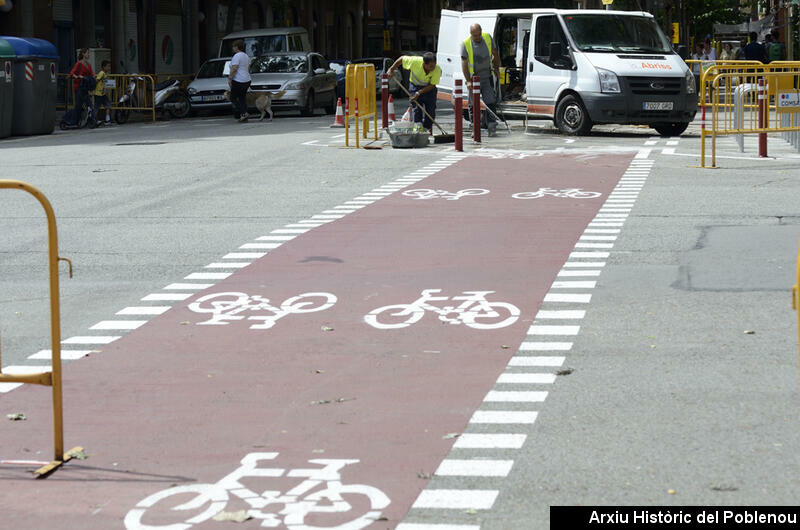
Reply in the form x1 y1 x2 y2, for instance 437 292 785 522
549 42 563 63
314 67 326 75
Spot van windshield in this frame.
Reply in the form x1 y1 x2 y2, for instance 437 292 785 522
563 14 672 53
221 35 287 57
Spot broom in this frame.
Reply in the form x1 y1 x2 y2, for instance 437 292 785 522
397 83 455 144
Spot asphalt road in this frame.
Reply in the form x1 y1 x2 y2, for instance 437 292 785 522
1 105 800 529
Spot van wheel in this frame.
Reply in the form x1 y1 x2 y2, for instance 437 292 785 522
555 94 592 135
652 122 689 137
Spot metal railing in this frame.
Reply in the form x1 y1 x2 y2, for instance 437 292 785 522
0 180 82 478
699 63 800 167
57 72 170 123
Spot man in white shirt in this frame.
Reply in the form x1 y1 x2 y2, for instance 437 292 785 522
229 39 252 122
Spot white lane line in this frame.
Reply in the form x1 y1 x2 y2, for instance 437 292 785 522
285 223 323 228
662 147 676 154
272 228 311 234
588 223 624 227
63 336 120 344
205 262 250 269
584 228 620 233
580 235 617 240
240 243 281 249
528 325 580 335
297 220 331 224
117 306 170 316
435 460 514 477
519 341 574 350
90 320 147 330
563 261 606 267
142 293 192 301
570 252 609 259
323 209 355 214
557 270 601 277
508 356 565 366
497 373 557 384
224 253 266 259
163 283 213 290
257 235 296 241
28 350 93 360
185 272 231 280
312 214 347 219
644 140 657 145
535 310 586 319
333 205 364 209
543 293 592 303
550 281 597 289
484 390 548 402
412 490 499 510
575 242 613 249
470 410 538 424
453 434 527 449
634 149 652 158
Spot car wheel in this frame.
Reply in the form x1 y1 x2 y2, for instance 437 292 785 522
301 91 315 117
554 94 592 135
652 122 689 137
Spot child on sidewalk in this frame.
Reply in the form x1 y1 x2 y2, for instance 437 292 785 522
94 60 112 125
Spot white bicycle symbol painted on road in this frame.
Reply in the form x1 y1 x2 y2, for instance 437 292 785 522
124 453 390 530
364 289 520 329
402 188 490 201
512 187 602 199
188 292 337 329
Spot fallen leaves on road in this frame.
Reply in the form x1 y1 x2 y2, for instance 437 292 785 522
744 330 755 335
417 471 432 479
667 489 676 495
321 326 334 332
7 413 26 421
442 432 460 439
311 397 355 405
501 345 510 349
464 509 478 515
71 449 88 460
212 510 251 523
556 368 574 376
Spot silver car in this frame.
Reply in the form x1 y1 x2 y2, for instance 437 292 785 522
187 57 232 111
249 52 337 116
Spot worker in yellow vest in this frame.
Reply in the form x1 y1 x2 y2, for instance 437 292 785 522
461 24 500 136
387 52 442 132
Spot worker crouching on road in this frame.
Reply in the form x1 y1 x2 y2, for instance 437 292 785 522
387 52 442 132
462 23 501 136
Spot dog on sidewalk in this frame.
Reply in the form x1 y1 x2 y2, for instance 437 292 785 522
224 90 286 121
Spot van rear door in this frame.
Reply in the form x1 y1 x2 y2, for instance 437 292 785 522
436 9 462 94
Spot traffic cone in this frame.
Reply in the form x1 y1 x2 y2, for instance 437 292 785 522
387 94 396 122
330 98 345 128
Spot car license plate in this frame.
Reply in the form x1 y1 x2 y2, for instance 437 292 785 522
643 101 673 111
201 95 225 102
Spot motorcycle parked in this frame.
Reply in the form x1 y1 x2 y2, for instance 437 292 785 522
115 75 191 124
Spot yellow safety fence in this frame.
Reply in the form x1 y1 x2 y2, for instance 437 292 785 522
0 180 83 478
344 63 378 148
57 73 163 122
699 62 800 167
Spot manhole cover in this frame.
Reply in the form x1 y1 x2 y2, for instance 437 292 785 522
114 142 167 146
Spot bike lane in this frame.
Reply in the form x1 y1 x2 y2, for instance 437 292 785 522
0 153 631 529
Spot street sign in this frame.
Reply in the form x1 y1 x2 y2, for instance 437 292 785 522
601 0 614 4
777 91 800 111
672 22 680 44
383 29 391 51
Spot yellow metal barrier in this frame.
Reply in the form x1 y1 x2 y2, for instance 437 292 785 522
701 63 800 167
344 63 378 148
57 73 158 122
794 237 800 381
0 180 82 478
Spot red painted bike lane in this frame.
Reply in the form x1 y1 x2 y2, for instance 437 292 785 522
0 153 630 529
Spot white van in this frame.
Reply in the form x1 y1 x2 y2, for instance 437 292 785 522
437 9 697 136
218 27 311 58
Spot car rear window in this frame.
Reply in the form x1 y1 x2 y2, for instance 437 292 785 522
251 55 308 74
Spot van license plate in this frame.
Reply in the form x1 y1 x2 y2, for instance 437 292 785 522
643 102 673 111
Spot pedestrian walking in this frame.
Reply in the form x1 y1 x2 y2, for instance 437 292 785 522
229 39 251 123
719 42 734 61
768 29 785 62
743 32 766 62
386 52 442 133
461 23 501 136
93 60 112 125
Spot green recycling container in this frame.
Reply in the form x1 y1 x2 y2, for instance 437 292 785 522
1 36 59 136
0 37 14 139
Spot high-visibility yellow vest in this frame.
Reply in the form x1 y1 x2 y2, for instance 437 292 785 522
464 33 493 75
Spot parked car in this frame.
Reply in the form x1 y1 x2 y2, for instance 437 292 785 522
249 52 337 116
328 58 349 100
187 57 232 112
351 57 403 96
